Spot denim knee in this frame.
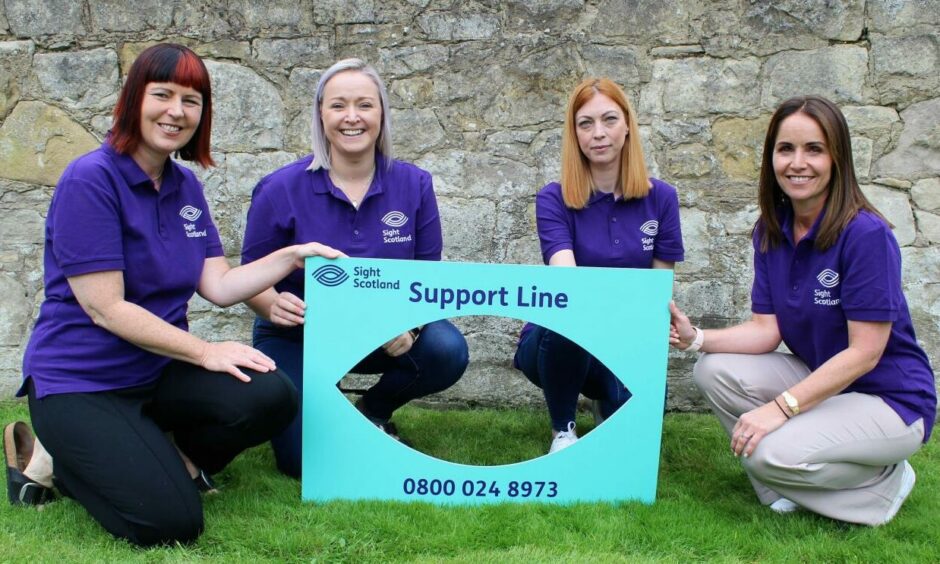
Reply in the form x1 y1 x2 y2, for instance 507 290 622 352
416 320 469 386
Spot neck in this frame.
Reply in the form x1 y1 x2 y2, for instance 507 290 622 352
131 147 168 182
590 162 620 195
329 152 376 182
791 199 826 242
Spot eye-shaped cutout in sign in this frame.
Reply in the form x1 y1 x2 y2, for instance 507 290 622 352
303 257 673 504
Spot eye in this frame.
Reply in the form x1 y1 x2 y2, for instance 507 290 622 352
151 91 169 99
577 120 592 129
775 143 793 153
604 115 618 124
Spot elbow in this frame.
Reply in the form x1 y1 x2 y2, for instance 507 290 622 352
82 304 112 331
859 348 885 375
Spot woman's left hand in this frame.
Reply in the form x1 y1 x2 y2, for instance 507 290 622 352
731 401 789 458
382 331 415 357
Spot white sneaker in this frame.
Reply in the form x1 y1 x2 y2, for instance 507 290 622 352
769 497 799 514
549 422 578 454
881 461 916 525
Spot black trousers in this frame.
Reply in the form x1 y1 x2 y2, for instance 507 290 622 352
27 361 298 547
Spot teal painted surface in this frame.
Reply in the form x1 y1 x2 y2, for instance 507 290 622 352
303 256 673 504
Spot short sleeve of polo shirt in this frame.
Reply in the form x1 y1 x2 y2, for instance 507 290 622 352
242 179 291 265
840 219 900 322
750 231 774 315
412 169 443 261
50 174 125 277
535 183 572 264
652 181 684 261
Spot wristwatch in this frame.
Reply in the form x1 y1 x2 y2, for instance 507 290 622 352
781 391 800 416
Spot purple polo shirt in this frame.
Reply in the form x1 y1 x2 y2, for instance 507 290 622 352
752 208 937 441
241 154 442 298
535 179 684 267
21 143 223 399
516 178 685 348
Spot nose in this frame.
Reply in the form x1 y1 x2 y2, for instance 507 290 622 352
591 123 606 139
166 96 184 118
344 107 360 122
791 149 806 169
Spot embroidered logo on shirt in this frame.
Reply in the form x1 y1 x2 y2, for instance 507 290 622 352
814 269 841 306
816 269 840 288
382 211 409 227
639 220 658 251
639 220 659 236
179 205 203 221
381 210 413 245
179 205 208 238
311 265 349 287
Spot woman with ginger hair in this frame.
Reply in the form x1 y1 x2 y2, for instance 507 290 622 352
514 78 684 454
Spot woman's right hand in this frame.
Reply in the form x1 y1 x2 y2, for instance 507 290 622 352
669 301 697 350
269 291 306 327
198 341 276 382
290 242 346 268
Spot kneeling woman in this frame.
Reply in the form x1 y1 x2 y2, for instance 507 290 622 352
670 95 936 525
242 59 469 478
514 78 684 454
7 44 340 546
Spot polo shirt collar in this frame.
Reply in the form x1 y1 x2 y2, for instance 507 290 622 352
587 188 617 206
103 141 181 195
312 153 388 199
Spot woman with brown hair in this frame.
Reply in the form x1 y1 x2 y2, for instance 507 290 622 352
514 78 684 454
670 95 936 525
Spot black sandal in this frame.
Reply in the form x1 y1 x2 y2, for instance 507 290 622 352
4 422 56 506
192 468 219 494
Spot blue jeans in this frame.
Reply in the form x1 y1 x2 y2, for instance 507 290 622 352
514 325 631 432
253 318 469 478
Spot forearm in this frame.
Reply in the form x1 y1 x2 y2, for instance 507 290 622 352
786 350 874 414
700 318 781 354
202 247 299 307
88 299 209 365
245 288 278 321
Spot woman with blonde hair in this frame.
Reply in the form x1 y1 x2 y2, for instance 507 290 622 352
241 58 468 477
514 78 684 453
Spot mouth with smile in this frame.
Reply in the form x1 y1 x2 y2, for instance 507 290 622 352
340 128 364 137
786 175 815 184
158 123 182 134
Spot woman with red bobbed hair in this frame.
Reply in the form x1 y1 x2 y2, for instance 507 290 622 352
3 43 337 546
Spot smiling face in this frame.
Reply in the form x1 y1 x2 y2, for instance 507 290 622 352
773 112 833 216
136 81 203 165
320 70 382 163
574 92 628 170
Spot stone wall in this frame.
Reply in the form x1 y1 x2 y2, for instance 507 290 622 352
0 1 938 410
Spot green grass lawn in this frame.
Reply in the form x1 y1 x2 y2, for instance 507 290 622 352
1 399 937 563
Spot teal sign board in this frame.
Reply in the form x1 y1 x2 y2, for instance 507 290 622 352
303 257 673 504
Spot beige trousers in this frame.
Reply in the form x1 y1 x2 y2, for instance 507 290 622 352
693 352 925 526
